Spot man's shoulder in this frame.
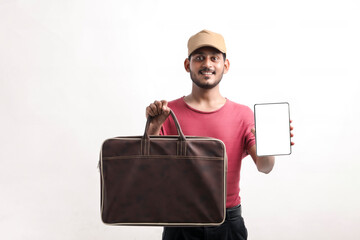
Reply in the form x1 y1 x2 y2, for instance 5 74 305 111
226 99 253 112
167 97 185 108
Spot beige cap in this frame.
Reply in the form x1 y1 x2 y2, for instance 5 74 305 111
187 29 226 56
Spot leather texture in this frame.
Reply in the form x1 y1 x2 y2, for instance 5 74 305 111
99 110 227 226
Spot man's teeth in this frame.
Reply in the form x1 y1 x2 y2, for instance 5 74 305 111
201 71 214 75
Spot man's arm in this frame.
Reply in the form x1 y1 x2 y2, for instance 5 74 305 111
248 145 275 174
248 122 294 174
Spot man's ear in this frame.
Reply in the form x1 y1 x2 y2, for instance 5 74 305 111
184 58 190 72
223 59 230 74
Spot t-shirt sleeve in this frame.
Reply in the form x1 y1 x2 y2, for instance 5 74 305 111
244 123 256 151
244 107 256 153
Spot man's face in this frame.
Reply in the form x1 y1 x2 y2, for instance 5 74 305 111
185 47 230 89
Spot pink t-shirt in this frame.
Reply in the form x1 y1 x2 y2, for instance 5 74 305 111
160 97 256 208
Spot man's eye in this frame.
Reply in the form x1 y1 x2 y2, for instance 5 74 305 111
195 56 204 61
212 57 219 61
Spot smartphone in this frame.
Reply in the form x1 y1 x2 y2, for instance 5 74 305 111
254 102 291 156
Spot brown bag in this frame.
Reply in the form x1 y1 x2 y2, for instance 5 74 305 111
99 110 227 226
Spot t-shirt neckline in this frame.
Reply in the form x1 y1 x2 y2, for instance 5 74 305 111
181 96 228 114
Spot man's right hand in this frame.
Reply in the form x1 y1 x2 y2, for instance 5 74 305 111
145 100 171 135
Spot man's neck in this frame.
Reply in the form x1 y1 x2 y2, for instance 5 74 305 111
184 85 226 112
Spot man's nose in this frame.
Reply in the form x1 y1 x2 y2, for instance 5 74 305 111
202 56 212 68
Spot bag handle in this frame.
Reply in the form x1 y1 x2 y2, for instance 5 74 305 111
143 109 186 141
142 110 187 155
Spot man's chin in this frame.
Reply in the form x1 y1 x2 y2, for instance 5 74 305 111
192 80 221 89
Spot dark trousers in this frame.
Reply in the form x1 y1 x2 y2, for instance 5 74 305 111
162 205 248 240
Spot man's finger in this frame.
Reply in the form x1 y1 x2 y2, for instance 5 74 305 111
160 100 168 111
149 103 159 116
146 106 156 117
160 100 170 114
154 101 163 115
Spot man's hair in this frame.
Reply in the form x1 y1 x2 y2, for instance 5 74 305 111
188 52 226 61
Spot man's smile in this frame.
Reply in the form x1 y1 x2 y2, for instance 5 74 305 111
199 69 215 76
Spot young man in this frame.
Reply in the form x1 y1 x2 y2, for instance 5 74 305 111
145 29 294 240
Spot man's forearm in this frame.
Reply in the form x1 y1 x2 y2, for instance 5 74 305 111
147 122 162 135
256 156 275 174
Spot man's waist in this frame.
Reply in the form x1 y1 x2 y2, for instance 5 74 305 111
225 204 242 220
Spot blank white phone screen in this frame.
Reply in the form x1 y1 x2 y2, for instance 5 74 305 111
254 102 291 156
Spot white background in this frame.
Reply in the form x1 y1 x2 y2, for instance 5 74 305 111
1 0 359 239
